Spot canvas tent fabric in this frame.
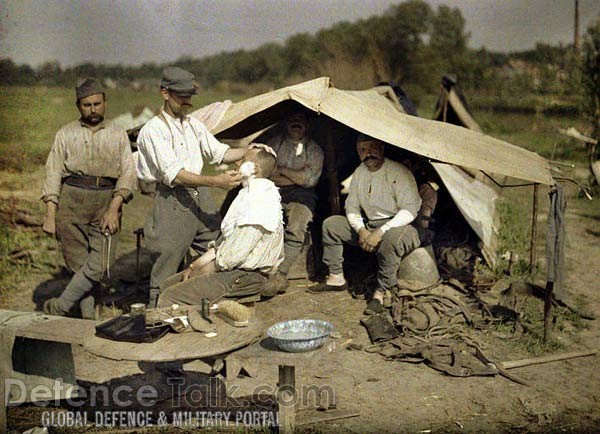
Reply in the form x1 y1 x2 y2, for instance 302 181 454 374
430 76 503 264
190 77 553 266
208 77 552 185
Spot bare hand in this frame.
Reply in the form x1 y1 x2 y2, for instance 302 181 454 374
213 170 243 189
364 228 384 252
100 209 120 235
197 260 218 276
358 227 370 251
42 215 56 236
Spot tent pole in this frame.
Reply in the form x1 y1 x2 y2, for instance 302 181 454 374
325 124 340 215
529 184 539 274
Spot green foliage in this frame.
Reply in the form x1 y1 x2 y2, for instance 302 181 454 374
0 86 247 172
581 19 600 138
0 1 586 98
495 197 531 275
0 208 56 297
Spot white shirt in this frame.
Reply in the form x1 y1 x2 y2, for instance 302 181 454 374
136 110 229 186
345 158 421 233
216 178 284 274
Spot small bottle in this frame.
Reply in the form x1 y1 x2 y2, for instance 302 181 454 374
201 298 210 319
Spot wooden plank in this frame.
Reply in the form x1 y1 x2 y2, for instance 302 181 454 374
17 316 95 344
0 310 94 344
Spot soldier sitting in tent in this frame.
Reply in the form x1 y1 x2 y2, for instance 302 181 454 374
309 134 422 315
262 109 324 296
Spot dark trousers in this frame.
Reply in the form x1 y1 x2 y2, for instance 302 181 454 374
157 269 267 307
55 185 118 317
278 186 316 274
321 215 420 291
145 184 221 292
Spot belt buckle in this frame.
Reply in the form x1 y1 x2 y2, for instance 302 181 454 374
95 177 100 188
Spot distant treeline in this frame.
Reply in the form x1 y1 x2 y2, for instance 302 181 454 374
0 0 584 97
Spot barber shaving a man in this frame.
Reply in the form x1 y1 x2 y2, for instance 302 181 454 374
157 146 284 307
310 134 422 315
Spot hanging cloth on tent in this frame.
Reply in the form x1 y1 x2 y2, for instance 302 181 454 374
546 184 567 300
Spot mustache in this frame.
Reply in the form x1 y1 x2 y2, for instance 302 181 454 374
362 156 378 162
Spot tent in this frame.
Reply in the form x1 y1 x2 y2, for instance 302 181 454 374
433 75 482 132
191 77 553 266
431 75 504 265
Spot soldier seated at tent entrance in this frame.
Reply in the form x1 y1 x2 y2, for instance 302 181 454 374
309 134 422 315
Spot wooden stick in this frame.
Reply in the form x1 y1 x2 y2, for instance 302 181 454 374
503 349 597 370
297 409 360 426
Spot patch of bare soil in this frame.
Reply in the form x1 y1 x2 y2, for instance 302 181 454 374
3 174 600 433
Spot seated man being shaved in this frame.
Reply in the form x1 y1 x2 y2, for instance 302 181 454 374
157 147 283 307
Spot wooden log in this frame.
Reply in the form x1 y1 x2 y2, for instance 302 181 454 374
503 349 598 370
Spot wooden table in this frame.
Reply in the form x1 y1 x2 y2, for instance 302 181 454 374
0 310 96 432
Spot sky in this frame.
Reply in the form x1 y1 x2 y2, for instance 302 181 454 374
1 0 599 68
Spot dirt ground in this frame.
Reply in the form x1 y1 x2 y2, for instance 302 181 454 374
2 167 600 434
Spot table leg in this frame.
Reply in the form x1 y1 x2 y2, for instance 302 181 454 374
278 365 296 434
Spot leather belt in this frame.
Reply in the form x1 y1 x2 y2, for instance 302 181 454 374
63 175 116 190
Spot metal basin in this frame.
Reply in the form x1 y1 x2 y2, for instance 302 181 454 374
266 319 334 352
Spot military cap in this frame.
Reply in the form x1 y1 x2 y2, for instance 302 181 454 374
160 67 197 96
75 78 104 101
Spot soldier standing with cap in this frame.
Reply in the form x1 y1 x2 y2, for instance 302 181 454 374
136 67 249 307
42 78 136 318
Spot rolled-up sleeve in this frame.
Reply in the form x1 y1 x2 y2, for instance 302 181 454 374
194 120 229 166
114 130 137 202
41 130 67 203
136 124 184 186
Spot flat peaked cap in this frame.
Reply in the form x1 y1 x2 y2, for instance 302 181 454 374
76 78 104 101
161 66 197 95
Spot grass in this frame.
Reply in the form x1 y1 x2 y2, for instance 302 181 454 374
0 86 250 171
